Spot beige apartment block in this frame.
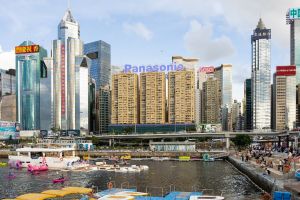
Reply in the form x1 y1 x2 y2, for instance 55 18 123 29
168 70 195 124
140 72 166 124
111 73 139 124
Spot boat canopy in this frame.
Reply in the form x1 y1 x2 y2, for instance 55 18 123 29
16 193 56 200
62 187 93 194
41 189 73 197
16 147 76 153
115 191 148 196
99 195 135 200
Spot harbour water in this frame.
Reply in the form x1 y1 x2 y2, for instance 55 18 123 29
0 159 262 199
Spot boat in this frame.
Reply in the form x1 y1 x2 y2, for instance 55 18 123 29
203 154 215 162
151 157 170 161
8 160 22 169
8 147 81 169
190 195 224 200
27 164 48 172
179 156 191 161
0 162 7 167
52 178 67 184
295 169 300 180
120 154 131 160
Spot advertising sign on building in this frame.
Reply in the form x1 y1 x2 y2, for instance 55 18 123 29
0 121 20 140
199 66 215 73
289 8 300 20
276 65 296 76
15 45 39 54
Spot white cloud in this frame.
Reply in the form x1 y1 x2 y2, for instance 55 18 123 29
123 22 153 41
0 47 15 70
184 20 235 62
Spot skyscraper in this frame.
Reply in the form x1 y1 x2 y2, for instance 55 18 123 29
0 69 15 98
111 73 139 124
52 10 89 132
84 40 111 133
84 40 111 89
168 70 195 124
273 66 296 130
214 64 232 131
251 18 271 130
244 79 252 130
140 72 166 124
287 8 300 127
15 41 47 130
97 85 110 133
202 76 220 124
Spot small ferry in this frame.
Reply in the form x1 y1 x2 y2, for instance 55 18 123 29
8 147 81 169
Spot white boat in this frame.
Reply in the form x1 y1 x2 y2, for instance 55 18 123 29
190 195 224 200
8 147 80 169
140 165 149 170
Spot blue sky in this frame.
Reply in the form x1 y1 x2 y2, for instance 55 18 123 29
0 0 298 101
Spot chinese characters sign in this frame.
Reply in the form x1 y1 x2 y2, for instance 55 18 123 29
276 65 296 76
289 8 300 20
15 45 39 54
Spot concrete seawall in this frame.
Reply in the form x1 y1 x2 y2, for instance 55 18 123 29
227 156 284 193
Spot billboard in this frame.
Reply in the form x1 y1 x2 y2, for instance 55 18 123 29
276 65 296 76
15 45 39 54
289 8 300 20
0 121 20 140
199 66 215 73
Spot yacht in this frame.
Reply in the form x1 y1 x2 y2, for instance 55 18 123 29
8 147 80 169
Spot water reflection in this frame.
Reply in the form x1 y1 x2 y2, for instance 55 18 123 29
0 160 262 199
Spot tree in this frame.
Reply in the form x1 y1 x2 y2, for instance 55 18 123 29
232 135 252 150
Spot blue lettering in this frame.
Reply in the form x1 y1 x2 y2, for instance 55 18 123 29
132 66 138 73
146 65 153 72
152 65 159 72
167 64 173 71
176 64 184 71
139 65 145 72
160 65 166 71
124 64 132 72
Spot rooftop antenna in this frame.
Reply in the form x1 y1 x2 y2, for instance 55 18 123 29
67 0 71 10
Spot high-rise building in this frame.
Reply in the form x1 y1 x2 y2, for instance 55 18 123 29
273 66 296 130
0 69 15 98
196 66 214 124
244 79 252 130
214 64 232 131
15 41 47 130
140 72 166 124
287 8 300 127
202 76 220 124
168 70 195 124
251 18 271 130
89 79 96 132
111 73 139 124
231 100 242 131
84 40 111 89
97 85 110 133
52 10 89 132
84 41 111 133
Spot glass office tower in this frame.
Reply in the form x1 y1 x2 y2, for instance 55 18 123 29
15 41 47 130
251 18 271 130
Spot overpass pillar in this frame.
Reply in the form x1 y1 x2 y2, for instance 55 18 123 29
225 133 230 150
294 136 299 150
109 139 112 147
286 135 289 148
278 136 281 147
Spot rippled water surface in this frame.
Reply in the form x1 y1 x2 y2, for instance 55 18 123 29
0 159 262 199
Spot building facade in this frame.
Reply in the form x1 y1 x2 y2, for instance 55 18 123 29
168 70 195 124
111 73 139 124
202 76 220 124
274 66 296 130
97 85 110 133
0 69 15 98
244 79 252 130
84 40 111 133
15 41 47 130
214 64 232 131
140 72 166 124
251 18 271 130
0 94 16 122
52 10 89 132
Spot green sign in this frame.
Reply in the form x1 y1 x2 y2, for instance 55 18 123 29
290 8 300 19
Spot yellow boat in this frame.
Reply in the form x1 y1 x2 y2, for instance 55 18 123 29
120 154 131 160
179 156 190 161
0 162 7 167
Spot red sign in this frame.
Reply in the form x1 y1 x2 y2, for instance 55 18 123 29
276 65 296 76
15 45 39 54
199 66 215 73
61 44 66 115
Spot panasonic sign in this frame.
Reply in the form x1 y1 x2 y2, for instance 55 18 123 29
124 63 184 73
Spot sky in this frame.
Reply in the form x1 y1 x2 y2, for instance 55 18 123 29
0 0 299 101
